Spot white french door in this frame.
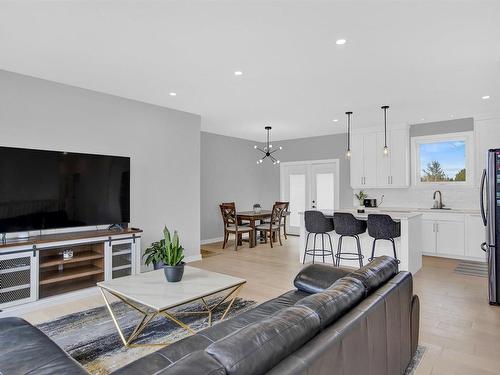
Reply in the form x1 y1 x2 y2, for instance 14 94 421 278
280 160 340 235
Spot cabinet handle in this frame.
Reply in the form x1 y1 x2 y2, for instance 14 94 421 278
388 176 390 184
436 223 439 232
390 176 393 184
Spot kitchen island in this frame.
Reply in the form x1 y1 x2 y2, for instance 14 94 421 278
298 209 422 274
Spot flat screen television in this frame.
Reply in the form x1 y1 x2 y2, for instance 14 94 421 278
0 146 130 233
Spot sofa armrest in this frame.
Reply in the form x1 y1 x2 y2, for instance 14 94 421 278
411 294 420 356
293 264 351 294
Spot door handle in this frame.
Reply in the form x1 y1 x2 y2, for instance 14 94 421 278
480 169 487 226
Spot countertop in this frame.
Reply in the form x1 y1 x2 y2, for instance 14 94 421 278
369 206 481 215
299 209 421 220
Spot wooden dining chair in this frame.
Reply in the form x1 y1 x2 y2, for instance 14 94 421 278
261 201 289 240
220 203 254 251
276 201 289 239
255 202 287 248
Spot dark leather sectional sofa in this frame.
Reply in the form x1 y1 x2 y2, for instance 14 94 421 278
0 256 419 375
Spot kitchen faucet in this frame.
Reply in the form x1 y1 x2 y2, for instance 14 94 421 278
433 190 444 209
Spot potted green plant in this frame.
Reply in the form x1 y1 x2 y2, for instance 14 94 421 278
354 190 368 208
143 226 185 282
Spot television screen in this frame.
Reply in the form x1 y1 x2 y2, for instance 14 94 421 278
0 146 130 233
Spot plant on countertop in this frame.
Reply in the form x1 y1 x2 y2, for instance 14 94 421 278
143 226 185 267
354 190 368 206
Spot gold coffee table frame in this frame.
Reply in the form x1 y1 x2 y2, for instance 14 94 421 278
99 282 245 348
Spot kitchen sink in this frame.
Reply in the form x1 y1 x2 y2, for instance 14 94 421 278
430 207 452 210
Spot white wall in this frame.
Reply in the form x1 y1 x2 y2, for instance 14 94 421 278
0 70 201 261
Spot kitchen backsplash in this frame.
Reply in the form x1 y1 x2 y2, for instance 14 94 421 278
352 186 480 210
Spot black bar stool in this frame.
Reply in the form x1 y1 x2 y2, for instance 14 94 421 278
303 211 335 264
333 213 367 268
367 214 401 263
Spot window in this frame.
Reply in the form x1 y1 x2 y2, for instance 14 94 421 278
411 132 473 185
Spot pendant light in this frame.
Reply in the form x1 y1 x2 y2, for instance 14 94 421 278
381 105 389 156
254 126 282 165
345 111 352 159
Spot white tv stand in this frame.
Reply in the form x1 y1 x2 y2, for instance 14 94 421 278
0 228 142 310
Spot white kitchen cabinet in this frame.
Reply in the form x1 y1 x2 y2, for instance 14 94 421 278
421 213 466 259
351 127 409 189
363 134 378 186
376 129 409 187
350 134 364 188
435 221 465 257
389 129 410 187
475 118 500 186
350 133 377 188
466 214 487 260
421 220 437 254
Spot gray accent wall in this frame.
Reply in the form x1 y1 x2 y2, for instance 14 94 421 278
410 117 473 137
201 132 275 241
0 70 201 261
201 131 352 241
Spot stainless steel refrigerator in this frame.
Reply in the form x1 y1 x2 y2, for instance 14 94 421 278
480 149 500 305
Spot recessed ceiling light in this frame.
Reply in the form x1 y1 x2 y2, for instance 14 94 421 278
336 39 347 45
234 71 243 76
332 119 339 122
421 118 425 121
450 114 454 118
169 92 177 96
482 95 490 100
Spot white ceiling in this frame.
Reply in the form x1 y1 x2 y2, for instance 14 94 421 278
1 1 499 141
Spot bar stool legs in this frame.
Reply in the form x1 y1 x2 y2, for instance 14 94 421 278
369 238 400 263
303 232 335 264
335 235 364 268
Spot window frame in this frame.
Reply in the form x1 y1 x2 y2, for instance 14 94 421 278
411 131 474 187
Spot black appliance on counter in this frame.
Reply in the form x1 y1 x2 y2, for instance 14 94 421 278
364 199 377 208
480 149 500 305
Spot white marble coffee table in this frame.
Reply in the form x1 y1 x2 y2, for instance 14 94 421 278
97 266 246 347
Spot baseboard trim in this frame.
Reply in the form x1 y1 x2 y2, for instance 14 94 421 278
201 237 223 245
185 254 202 263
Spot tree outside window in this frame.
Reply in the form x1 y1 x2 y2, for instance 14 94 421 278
418 141 466 183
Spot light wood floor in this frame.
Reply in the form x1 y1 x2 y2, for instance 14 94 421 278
20 236 500 375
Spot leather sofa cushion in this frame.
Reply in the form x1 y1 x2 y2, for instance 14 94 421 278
349 256 398 295
295 276 364 329
294 264 351 293
0 317 87 375
199 289 309 343
156 351 226 375
206 305 320 375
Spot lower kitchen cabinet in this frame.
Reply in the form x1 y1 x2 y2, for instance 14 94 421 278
466 214 487 260
422 213 484 261
421 220 437 254
435 220 465 257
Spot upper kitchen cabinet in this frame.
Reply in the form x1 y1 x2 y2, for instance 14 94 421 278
376 128 410 187
351 127 409 189
475 118 500 186
350 132 378 188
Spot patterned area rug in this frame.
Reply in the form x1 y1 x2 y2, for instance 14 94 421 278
37 297 256 374
454 260 488 277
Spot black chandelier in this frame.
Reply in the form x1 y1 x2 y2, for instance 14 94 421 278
254 126 282 165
